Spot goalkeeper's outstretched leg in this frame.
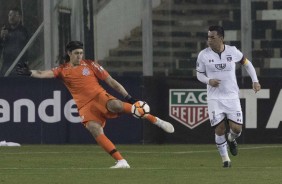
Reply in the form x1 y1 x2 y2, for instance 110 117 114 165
122 102 174 133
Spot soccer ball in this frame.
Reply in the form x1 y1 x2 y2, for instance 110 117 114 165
131 101 150 119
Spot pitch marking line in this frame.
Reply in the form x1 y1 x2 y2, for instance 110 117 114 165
0 166 282 171
0 145 282 155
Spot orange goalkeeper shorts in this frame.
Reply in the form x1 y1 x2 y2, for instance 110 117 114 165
79 91 119 127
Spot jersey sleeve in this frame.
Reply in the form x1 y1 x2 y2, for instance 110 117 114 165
88 60 110 80
52 65 63 78
196 50 206 73
232 46 244 63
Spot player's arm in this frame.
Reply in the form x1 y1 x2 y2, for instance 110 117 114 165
104 76 128 97
196 62 221 87
196 59 210 85
104 75 137 104
196 55 220 87
17 62 55 78
30 70 55 78
197 72 220 87
196 71 209 85
241 57 261 93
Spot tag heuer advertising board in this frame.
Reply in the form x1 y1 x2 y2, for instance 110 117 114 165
169 89 208 129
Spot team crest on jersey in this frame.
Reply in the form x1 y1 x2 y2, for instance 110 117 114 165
169 89 209 129
82 67 90 76
227 55 232 62
215 64 226 70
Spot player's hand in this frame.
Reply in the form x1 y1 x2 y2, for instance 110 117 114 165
16 62 32 76
208 79 221 87
1 26 8 39
0 29 8 39
124 94 138 104
253 82 261 93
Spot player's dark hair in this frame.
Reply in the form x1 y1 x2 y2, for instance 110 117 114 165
64 41 84 62
10 7 22 15
209 25 224 38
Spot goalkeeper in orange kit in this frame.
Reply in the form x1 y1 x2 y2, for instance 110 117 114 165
17 41 174 168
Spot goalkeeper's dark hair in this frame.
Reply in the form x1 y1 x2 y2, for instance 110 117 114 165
209 25 224 38
63 41 84 63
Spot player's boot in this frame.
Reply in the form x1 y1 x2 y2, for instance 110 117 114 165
0 141 7 146
155 117 175 133
110 159 130 169
223 161 231 168
227 133 238 156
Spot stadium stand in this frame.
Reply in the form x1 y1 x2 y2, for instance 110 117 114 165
100 0 282 77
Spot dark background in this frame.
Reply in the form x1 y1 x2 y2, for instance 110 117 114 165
0 76 281 144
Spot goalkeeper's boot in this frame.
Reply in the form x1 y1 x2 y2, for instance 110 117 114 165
0 141 7 146
223 161 231 168
155 117 175 133
227 133 238 156
110 159 130 169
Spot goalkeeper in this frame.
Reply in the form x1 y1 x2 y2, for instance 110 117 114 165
17 41 174 169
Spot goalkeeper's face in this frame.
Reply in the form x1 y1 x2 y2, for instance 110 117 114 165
69 49 84 66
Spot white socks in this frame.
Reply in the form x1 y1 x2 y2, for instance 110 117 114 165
215 134 230 162
228 129 241 142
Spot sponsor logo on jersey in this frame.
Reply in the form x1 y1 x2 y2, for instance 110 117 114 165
169 89 209 129
215 63 226 70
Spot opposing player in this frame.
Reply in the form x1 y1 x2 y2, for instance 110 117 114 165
17 41 174 169
196 26 261 167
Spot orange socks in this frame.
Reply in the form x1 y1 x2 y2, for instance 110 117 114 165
95 134 123 161
145 114 157 123
123 102 132 113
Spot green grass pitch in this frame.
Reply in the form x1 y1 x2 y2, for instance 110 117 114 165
0 144 282 184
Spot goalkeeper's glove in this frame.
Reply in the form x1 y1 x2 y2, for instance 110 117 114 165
124 94 138 104
16 62 32 76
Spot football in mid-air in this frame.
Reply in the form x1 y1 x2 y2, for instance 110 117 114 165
131 101 150 119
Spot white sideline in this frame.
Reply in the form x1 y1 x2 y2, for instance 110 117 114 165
0 166 282 171
1 145 282 155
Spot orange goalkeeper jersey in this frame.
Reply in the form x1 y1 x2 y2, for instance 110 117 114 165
52 60 110 109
